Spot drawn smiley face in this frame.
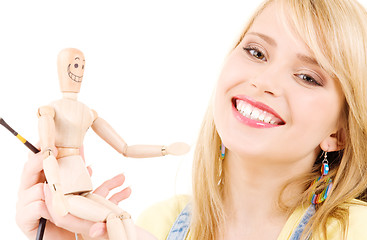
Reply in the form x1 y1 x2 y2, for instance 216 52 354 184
67 56 85 83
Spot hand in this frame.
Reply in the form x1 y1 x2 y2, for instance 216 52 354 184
167 142 190 156
16 148 131 239
16 149 73 239
44 174 132 239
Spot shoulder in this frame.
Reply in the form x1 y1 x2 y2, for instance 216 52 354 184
136 195 191 240
324 199 367 239
345 199 367 238
38 105 55 118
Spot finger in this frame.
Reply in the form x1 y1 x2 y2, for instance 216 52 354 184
16 200 51 235
17 182 45 206
109 187 132 205
19 151 45 192
89 222 108 239
93 174 125 198
25 200 51 220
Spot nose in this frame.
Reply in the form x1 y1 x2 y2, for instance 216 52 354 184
249 65 285 97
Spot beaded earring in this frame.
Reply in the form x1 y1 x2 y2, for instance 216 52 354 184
217 142 225 186
309 151 333 205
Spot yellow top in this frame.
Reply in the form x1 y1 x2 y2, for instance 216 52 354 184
136 195 367 240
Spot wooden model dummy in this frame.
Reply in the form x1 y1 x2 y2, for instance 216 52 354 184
38 48 190 240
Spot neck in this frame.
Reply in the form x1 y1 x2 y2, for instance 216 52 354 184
62 92 78 100
221 151 315 238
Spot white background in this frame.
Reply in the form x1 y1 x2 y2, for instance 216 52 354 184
0 0 366 238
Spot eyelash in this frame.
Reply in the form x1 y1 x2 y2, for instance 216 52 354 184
243 46 266 61
242 46 322 87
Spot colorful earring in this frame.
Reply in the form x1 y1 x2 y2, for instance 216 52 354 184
217 142 225 186
309 151 333 205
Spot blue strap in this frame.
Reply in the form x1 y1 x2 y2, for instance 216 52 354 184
166 204 191 240
167 203 315 240
289 204 316 240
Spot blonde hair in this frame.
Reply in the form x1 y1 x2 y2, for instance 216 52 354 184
191 0 367 239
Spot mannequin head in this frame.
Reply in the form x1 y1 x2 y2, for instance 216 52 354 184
57 48 85 93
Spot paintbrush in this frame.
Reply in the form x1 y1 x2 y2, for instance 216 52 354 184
0 117 46 240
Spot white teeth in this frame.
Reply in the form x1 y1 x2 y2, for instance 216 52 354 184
236 99 242 110
235 99 282 125
250 109 260 119
243 104 253 117
264 116 272 123
259 112 265 121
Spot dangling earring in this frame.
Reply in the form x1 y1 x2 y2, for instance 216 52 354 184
217 142 225 186
309 151 333 205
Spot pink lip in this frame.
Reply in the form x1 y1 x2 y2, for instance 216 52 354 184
232 95 285 129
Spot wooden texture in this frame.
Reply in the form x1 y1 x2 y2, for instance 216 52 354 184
37 48 189 239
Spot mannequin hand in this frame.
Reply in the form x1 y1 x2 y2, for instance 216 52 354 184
166 142 190 156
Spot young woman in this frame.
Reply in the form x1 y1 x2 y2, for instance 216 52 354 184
17 0 367 239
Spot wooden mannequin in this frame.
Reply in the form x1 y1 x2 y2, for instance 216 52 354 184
38 48 190 240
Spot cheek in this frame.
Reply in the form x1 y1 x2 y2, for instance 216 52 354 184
217 51 252 89
288 92 341 144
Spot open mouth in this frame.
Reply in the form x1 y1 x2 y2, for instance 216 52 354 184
67 64 83 82
232 97 285 126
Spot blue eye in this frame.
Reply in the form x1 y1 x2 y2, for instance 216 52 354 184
243 47 267 61
295 74 322 86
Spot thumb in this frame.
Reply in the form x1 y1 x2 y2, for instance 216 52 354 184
89 222 107 238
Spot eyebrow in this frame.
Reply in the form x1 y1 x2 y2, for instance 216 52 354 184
247 32 277 47
247 32 320 66
296 54 319 66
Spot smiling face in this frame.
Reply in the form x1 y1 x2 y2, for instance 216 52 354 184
213 3 345 165
57 48 85 93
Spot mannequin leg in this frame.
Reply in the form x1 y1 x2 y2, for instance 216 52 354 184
83 193 137 240
65 194 127 240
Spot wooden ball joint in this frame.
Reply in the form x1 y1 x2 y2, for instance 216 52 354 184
38 48 190 240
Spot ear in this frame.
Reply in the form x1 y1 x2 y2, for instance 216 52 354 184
320 128 345 152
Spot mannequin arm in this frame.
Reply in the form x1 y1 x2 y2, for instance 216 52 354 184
91 117 128 154
38 105 56 153
91 116 190 158
38 106 68 216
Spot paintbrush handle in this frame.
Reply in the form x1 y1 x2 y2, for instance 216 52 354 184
0 118 39 153
0 118 45 240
